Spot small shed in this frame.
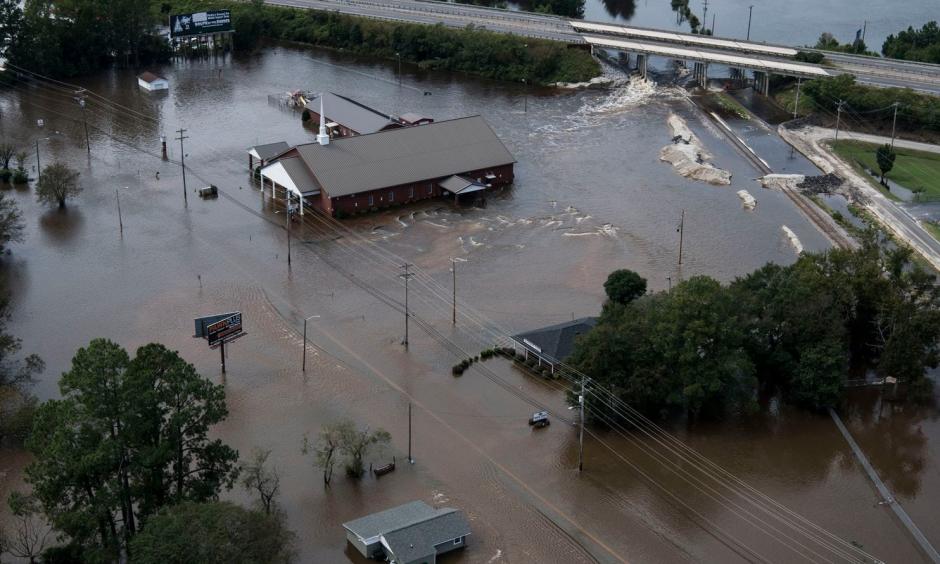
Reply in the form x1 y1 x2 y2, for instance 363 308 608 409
138 72 168 92
343 501 470 564
439 175 487 200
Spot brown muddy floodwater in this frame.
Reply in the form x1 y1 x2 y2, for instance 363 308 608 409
0 43 938 563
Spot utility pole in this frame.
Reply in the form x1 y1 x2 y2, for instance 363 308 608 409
35 139 41 182
220 339 226 374
175 128 189 205
702 0 708 32
286 197 292 267
408 402 414 463
396 52 401 86
862 20 868 43
578 376 586 472
890 102 900 148
834 100 845 140
451 258 457 326
711 13 715 35
677 209 685 266
746 5 753 41
522 78 528 113
116 188 124 235
793 78 802 119
302 314 320 372
400 264 414 348
75 90 90 157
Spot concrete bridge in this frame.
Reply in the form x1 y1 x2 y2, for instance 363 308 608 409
268 0 940 95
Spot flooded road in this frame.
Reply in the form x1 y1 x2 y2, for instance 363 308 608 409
0 44 938 563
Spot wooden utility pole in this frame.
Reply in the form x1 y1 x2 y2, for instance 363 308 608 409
75 90 90 157
176 128 189 205
408 402 414 463
793 78 802 119
35 139 41 182
746 5 753 41
834 100 845 140
400 264 414 348
890 102 900 148
677 209 685 266
116 188 123 235
578 377 586 472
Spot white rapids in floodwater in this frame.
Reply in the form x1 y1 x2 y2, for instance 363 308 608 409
782 225 804 254
737 190 757 209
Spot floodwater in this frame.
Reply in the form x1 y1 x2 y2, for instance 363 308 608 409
574 0 937 55
0 43 938 563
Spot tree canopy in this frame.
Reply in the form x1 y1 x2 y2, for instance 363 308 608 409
570 240 940 419
876 144 896 183
129 501 295 564
882 21 940 63
25 340 239 560
36 162 81 208
603 269 647 305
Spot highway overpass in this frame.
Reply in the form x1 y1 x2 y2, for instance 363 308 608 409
267 0 940 94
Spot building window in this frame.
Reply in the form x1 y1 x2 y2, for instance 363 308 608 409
368 195 374 207
428 183 433 195
389 191 394 203
409 187 415 199
453 537 463 545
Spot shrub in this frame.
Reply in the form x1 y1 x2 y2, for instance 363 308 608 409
0 169 10 182
12 169 28 184
301 108 312 123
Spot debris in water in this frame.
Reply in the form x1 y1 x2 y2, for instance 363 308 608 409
659 114 732 185
782 226 803 254
737 190 757 209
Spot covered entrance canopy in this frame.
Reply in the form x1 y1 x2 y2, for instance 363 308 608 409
259 157 320 215
439 175 487 196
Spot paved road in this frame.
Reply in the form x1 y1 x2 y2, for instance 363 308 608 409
781 125 940 271
269 0 940 94
816 127 940 155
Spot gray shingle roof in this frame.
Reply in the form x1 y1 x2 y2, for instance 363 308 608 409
343 501 439 540
249 141 291 161
513 317 598 364
306 92 395 135
381 511 470 563
295 116 515 198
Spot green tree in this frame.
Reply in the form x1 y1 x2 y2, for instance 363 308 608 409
12 151 29 184
0 294 43 445
25 340 239 559
339 422 391 478
603 269 647 305
36 162 81 208
129 501 295 564
876 143 896 184
0 193 25 254
882 21 940 63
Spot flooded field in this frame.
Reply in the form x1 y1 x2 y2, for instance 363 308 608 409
0 43 938 563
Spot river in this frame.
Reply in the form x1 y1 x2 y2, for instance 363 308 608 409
0 42 938 563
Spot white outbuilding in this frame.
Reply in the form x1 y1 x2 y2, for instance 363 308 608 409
138 72 168 92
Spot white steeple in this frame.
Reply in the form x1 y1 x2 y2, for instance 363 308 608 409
316 93 330 146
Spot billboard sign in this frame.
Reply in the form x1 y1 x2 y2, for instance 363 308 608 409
170 10 232 38
206 312 243 347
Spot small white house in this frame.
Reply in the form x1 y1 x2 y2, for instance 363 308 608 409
138 72 168 92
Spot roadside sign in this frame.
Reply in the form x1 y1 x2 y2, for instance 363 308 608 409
194 312 238 338
207 312 243 347
170 10 232 38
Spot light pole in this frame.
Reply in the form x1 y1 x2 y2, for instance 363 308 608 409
396 52 401 86
302 314 320 372
746 5 753 41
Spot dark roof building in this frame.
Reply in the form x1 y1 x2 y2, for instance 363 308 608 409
304 92 402 137
343 501 470 564
512 317 598 368
247 141 291 170
259 115 515 217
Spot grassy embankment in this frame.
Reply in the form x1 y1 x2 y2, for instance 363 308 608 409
168 1 601 86
773 83 815 118
829 140 940 202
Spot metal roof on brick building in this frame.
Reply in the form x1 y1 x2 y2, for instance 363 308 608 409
305 92 397 135
294 116 515 198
